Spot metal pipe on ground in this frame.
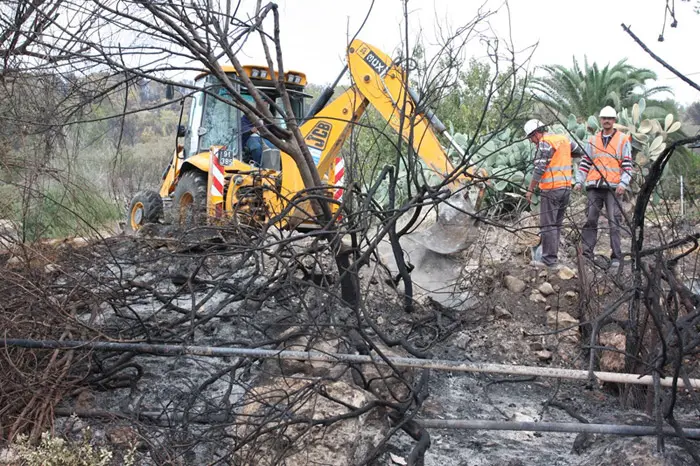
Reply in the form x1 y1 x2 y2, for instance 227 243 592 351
3 338 700 389
52 408 700 438
417 419 700 438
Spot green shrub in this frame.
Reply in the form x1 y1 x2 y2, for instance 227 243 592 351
12 183 120 241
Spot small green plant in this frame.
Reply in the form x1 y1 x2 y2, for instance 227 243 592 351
13 429 118 466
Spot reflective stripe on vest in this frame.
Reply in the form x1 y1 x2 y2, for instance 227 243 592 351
539 134 573 190
586 131 628 187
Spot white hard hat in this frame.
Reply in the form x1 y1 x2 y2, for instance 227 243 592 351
599 106 617 118
524 119 546 137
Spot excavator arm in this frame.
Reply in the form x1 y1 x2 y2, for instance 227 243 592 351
286 39 476 195
278 39 482 252
343 40 464 187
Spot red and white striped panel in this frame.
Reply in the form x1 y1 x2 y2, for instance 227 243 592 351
209 148 225 200
333 156 345 201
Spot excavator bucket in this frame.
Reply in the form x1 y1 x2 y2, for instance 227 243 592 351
409 190 481 255
374 191 481 309
377 229 475 309
377 190 482 308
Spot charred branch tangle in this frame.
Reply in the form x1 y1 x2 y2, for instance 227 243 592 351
2 0 700 464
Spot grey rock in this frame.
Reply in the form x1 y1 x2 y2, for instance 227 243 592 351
529 290 547 303
504 275 526 293
455 331 472 350
234 379 390 465
529 341 544 351
546 311 579 328
494 305 513 319
558 266 577 280
538 282 555 296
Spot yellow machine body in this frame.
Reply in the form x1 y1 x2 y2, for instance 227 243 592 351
151 39 480 233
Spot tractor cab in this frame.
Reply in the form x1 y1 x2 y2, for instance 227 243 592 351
182 65 309 171
130 65 313 233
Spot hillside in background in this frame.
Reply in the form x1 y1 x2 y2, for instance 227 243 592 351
0 76 191 240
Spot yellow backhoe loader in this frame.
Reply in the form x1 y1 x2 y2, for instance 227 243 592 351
126 39 484 254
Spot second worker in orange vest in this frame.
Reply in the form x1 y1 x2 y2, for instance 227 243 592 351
524 119 585 269
574 106 633 269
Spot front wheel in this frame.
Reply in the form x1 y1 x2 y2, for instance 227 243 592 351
126 190 164 234
172 170 208 226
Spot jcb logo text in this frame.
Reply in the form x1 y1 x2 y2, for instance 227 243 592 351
305 121 332 150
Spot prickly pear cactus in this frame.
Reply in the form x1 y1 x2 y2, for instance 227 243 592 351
449 128 539 210
615 98 680 165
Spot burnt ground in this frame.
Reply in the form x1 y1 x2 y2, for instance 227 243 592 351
375 261 652 465
1 216 699 465
370 212 700 465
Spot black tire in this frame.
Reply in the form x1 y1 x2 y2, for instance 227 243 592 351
126 190 164 234
172 170 208 226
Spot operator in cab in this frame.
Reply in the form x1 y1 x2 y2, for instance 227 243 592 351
241 114 263 167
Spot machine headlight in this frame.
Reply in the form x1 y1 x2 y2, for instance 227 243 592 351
251 69 260 78
259 69 268 78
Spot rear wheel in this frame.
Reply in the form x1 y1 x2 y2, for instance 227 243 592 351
126 190 164 234
172 170 208 226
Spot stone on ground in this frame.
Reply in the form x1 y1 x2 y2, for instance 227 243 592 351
529 290 547 303
558 266 577 280
538 282 555 296
234 379 390 466
504 275 526 293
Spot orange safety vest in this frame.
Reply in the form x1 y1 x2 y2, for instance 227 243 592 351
585 130 628 187
539 134 573 190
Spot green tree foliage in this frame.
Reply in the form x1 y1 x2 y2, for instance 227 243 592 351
351 57 530 207
531 57 672 118
450 128 535 214
435 59 529 137
686 101 700 125
303 83 324 110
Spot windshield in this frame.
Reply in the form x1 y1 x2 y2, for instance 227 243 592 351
274 96 304 128
198 85 239 154
195 81 307 155
240 90 305 130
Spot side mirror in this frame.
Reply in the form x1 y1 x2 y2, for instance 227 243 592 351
166 84 175 100
177 125 186 138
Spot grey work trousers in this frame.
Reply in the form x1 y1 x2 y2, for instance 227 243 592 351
582 187 623 260
539 188 571 266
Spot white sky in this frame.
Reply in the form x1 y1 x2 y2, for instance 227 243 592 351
230 0 700 105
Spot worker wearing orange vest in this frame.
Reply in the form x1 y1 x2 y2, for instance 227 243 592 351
524 119 584 269
574 106 633 269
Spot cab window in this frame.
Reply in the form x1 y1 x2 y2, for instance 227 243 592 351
198 84 239 154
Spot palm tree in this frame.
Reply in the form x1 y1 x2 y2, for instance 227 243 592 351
530 57 672 118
